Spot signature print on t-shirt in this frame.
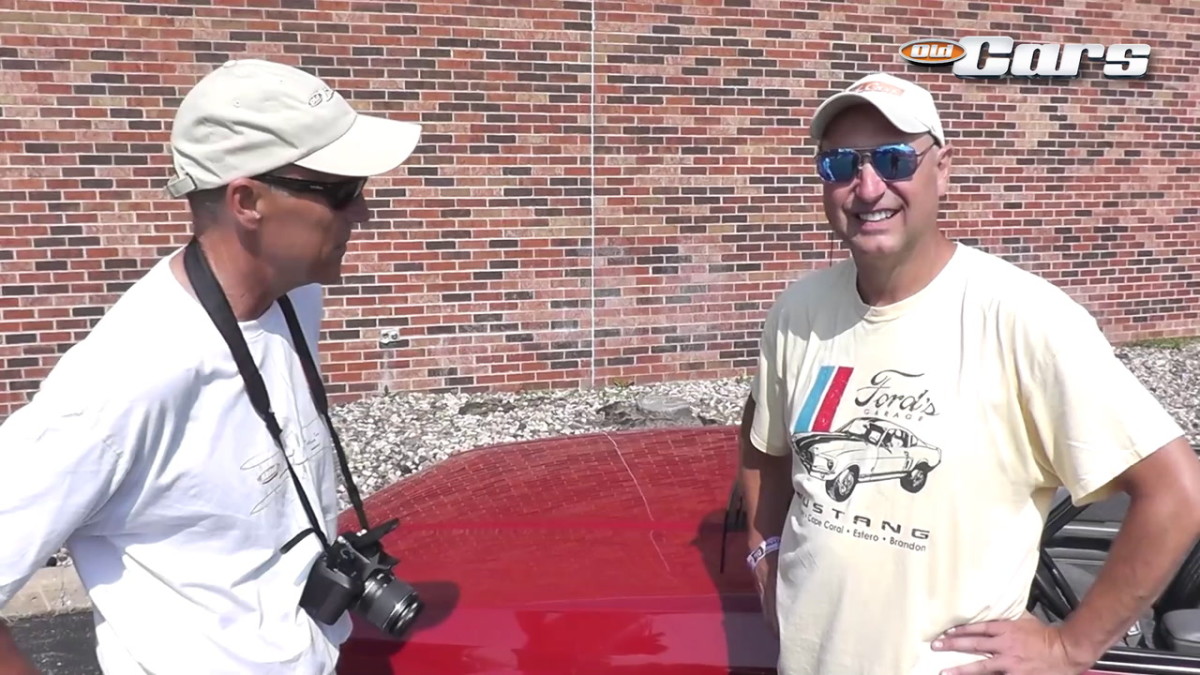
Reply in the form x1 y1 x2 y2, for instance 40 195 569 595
240 413 331 515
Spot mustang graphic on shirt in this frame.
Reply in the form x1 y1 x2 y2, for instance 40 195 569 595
792 416 943 502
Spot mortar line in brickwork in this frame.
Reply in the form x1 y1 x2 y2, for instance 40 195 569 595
588 14 597 390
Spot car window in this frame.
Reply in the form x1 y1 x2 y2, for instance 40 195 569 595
866 425 884 444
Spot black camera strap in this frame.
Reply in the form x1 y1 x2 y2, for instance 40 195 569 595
182 237 371 556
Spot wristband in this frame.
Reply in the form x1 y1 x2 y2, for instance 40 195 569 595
746 536 781 570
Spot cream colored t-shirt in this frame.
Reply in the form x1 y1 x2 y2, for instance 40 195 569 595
749 243 1184 675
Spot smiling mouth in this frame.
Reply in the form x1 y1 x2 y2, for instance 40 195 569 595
855 209 899 223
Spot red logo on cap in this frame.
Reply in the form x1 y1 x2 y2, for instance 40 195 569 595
849 81 906 96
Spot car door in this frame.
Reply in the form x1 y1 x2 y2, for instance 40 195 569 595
874 428 910 476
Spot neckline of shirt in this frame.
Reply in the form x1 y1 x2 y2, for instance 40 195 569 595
845 242 966 324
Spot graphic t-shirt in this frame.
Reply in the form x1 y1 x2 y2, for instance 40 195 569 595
749 243 1184 675
0 251 351 674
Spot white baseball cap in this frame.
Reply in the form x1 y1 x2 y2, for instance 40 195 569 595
809 72 945 145
165 58 422 197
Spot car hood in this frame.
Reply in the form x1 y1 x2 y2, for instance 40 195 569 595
334 426 775 674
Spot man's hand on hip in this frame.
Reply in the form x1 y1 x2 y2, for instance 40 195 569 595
931 613 1091 675
935 436 1200 674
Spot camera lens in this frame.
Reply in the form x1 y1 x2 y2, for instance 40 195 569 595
359 573 423 637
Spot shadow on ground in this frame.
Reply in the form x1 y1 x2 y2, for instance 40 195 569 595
8 611 100 675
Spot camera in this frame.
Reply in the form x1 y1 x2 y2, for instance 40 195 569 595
299 518 423 637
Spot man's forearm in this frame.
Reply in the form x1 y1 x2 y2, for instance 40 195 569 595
737 397 793 548
1060 489 1200 663
740 450 793 548
0 621 38 675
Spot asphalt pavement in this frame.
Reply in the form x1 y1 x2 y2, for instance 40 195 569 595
8 611 101 675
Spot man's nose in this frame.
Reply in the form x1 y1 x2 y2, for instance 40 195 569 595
853 160 887 203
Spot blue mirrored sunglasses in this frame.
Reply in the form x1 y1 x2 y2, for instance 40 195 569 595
815 142 935 184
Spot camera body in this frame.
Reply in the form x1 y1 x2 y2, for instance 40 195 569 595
299 518 423 637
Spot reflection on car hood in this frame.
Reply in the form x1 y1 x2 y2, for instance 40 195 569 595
338 426 747 607
334 425 775 675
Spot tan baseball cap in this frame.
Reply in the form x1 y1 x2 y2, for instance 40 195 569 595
165 59 422 197
809 72 946 145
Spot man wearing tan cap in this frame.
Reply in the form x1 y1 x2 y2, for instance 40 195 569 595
0 59 421 674
736 72 1200 675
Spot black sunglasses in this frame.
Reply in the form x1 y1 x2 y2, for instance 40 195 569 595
815 141 936 184
253 174 367 210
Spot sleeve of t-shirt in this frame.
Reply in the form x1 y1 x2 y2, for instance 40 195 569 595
1014 291 1186 506
0 392 129 609
749 298 792 457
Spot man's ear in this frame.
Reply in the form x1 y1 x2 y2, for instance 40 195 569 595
935 143 953 197
224 178 265 231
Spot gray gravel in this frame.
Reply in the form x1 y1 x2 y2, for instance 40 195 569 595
326 341 1200 512
1115 341 1200 445
327 376 753 511
44 340 1200 566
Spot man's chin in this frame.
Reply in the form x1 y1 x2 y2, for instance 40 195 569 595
319 250 349 282
312 264 343 286
846 232 905 258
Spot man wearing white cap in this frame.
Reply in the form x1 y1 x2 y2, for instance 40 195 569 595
736 72 1200 675
0 59 421 674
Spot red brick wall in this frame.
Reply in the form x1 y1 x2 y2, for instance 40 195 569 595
1 0 1197 419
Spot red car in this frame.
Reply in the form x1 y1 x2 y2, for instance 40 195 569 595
333 426 1200 675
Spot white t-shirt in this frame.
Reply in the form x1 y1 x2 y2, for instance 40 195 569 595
749 243 1184 675
0 250 351 674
